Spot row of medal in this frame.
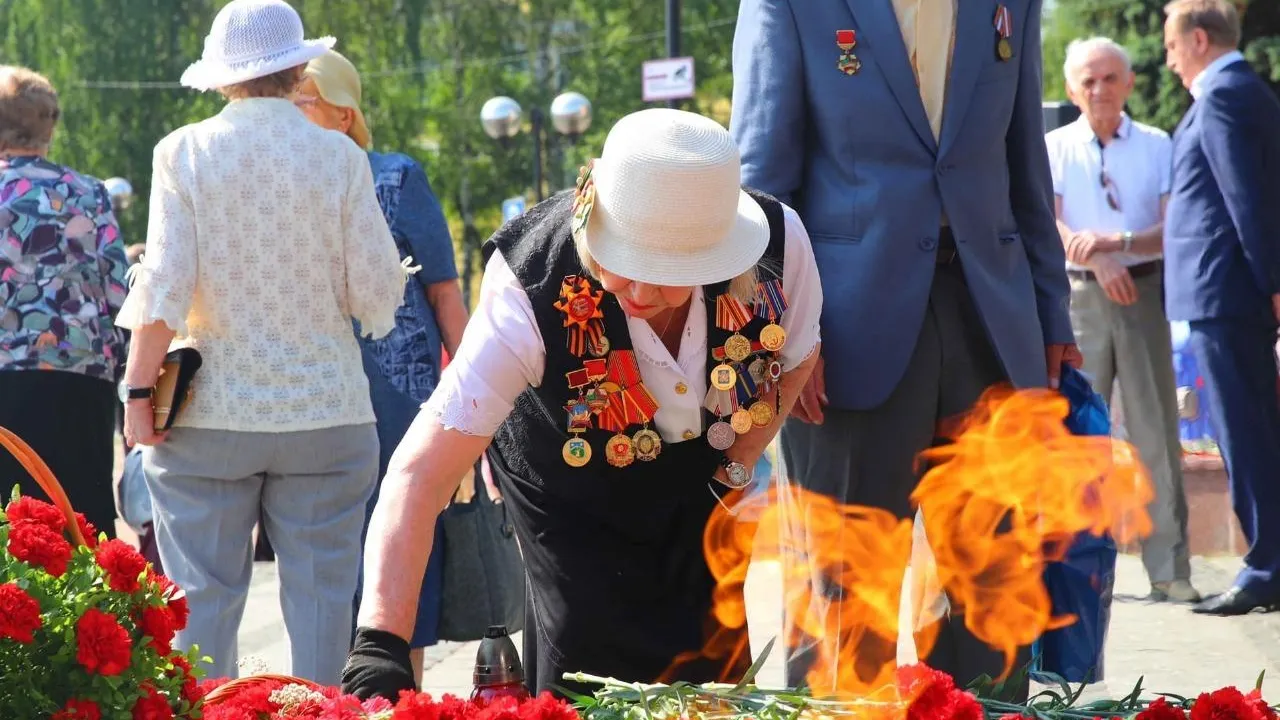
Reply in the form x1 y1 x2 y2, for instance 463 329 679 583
834 5 1015 78
703 283 788 452
554 273 789 469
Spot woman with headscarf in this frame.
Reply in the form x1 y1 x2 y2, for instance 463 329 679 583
116 0 408 684
295 48 470 679
342 108 824 700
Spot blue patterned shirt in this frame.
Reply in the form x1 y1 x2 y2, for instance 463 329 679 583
356 151 458 404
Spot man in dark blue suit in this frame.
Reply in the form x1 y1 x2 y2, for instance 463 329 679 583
1162 0 1280 615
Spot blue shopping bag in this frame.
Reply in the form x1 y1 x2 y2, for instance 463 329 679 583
1031 365 1117 684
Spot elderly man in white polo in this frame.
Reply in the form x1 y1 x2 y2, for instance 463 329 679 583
1046 36 1199 604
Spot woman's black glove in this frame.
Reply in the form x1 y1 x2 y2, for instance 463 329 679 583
342 627 418 701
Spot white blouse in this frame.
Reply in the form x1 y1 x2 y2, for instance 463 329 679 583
116 98 407 433
424 205 823 442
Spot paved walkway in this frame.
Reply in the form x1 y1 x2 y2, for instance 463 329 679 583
236 554 1280 700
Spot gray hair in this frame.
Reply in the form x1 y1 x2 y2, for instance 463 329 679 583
1063 37 1133 86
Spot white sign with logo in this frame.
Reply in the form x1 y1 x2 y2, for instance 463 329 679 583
642 57 695 102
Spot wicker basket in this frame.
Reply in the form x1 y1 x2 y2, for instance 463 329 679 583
0 425 322 708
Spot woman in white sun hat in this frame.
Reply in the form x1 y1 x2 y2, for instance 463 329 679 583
343 108 824 699
116 0 408 684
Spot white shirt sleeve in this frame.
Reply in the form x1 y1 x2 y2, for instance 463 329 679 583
1045 132 1065 196
116 135 198 336
1156 133 1174 196
421 251 546 436
778 205 823 371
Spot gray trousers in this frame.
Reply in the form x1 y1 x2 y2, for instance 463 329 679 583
778 261 1031 701
1069 270 1191 583
143 424 378 685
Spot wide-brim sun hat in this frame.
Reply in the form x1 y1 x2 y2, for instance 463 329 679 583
303 49 373 149
575 108 770 288
181 0 335 92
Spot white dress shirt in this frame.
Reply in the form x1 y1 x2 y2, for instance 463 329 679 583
1190 50 1245 100
424 205 823 442
116 98 407 433
1046 114 1172 270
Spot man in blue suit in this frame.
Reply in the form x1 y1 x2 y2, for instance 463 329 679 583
1162 0 1280 616
730 0 1079 696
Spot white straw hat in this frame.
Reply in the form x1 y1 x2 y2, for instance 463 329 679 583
181 0 335 91
575 108 769 287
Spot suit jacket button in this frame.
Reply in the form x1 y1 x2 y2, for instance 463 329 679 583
682 429 697 440
674 382 688 395
919 237 938 251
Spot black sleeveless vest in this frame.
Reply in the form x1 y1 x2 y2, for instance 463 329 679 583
482 187 787 695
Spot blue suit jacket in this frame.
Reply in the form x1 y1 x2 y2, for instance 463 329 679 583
729 0 1070 410
1164 60 1280 325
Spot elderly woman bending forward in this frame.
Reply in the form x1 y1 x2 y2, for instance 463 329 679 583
116 0 407 685
343 109 823 700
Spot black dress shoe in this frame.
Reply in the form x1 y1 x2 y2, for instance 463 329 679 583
1191 586 1280 616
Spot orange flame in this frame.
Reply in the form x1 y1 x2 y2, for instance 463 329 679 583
671 385 1154 703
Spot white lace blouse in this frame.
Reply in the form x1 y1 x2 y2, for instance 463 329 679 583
423 204 823 442
116 98 407 433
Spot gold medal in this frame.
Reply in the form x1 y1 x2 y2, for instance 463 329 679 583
749 400 775 428
562 436 591 467
724 333 752 362
997 37 1013 61
706 421 736 451
632 428 662 461
730 408 754 434
710 363 738 391
760 323 787 353
605 433 635 468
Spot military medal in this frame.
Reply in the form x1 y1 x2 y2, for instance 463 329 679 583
730 408 754 435
749 400 775 428
836 29 862 76
759 324 787 353
588 334 611 358
606 433 635 468
555 276 607 357
748 358 766 385
724 333 752 362
711 363 738 391
994 5 1013 62
632 427 662 461
562 435 592 467
707 421 736 451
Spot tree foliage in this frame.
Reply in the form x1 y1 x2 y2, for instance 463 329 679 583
0 0 739 297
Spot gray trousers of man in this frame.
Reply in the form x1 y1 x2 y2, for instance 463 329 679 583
143 424 378 685
779 260 1031 701
1069 270 1191 584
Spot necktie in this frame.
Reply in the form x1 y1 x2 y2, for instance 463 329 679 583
915 0 954 141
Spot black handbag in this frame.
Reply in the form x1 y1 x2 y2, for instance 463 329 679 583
437 462 526 642
152 347 202 432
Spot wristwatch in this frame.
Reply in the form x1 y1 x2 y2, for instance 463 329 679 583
1120 231 1134 253
718 456 753 489
117 380 154 403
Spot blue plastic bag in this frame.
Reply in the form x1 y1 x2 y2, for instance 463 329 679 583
1031 365 1117 683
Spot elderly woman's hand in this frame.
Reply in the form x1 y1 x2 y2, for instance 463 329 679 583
123 400 167 447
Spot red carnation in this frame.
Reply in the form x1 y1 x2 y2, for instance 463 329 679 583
1248 689 1279 720
52 698 102 720
5 496 65 531
519 692 581 720
895 664 982 720
1137 698 1189 720
0 582 42 642
75 608 133 676
139 605 177 655
393 692 444 720
95 539 148 593
7 519 74 577
131 684 174 720
149 571 189 630
75 513 99 549
168 655 201 703
1191 687 1263 720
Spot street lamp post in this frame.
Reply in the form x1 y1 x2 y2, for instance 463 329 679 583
481 92 593 203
